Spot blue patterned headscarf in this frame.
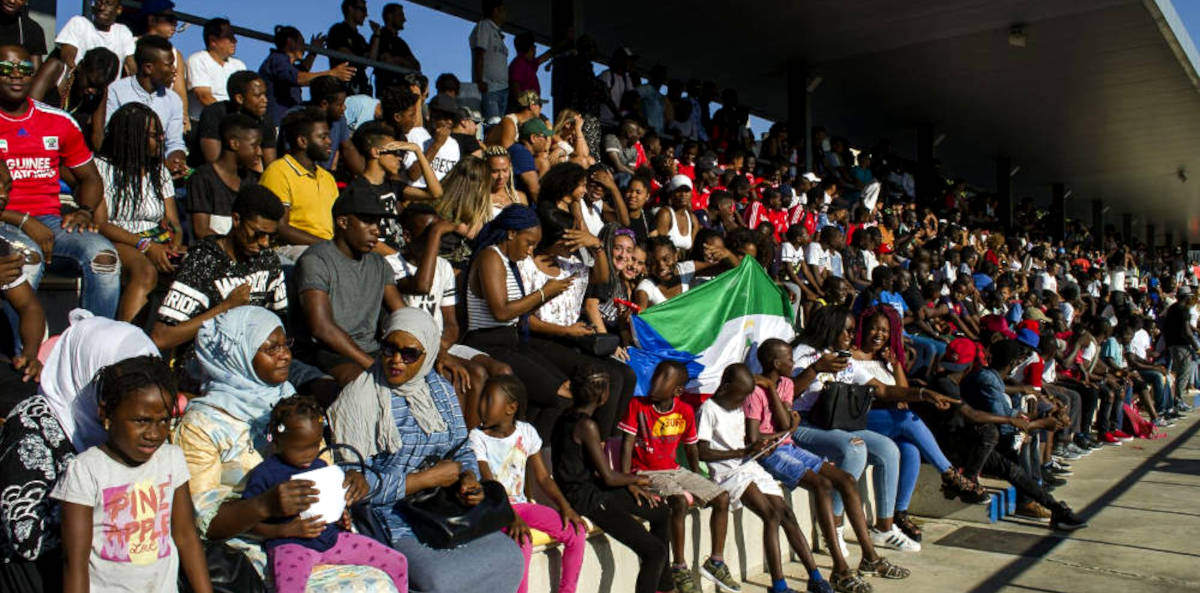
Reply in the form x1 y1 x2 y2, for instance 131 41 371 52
191 306 295 436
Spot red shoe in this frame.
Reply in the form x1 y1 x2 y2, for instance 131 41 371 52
1111 430 1134 441
1101 432 1124 445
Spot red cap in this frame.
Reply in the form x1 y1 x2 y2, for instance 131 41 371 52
942 337 978 371
981 314 1017 340
1016 319 1040 334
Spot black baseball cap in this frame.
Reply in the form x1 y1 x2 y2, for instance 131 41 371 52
332 185 397 218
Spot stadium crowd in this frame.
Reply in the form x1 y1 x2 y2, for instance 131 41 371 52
0 1 1196 593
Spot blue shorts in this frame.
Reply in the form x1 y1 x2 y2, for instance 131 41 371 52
758 442 825 488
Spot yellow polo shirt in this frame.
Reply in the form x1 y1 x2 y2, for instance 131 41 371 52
259 154 338 240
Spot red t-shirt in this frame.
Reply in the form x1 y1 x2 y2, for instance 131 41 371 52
0 99 93 216
678 162 695 180
692 188 711 211
618 397 698 472
787 205 819 236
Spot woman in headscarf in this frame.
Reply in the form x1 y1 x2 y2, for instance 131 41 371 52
0 310 157 593
173 306 392 592
329 308 524 593
464 205 577 438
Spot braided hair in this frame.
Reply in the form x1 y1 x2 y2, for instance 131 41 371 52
268 395 325 440
96 355 177 419
98 103 167 222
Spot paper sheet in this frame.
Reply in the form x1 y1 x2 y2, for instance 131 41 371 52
292 464 347 524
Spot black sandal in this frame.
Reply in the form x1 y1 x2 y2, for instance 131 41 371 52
894 510 922 542
858 557 910 579
830 571 872 593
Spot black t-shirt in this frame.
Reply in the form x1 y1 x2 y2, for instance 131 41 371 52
157 236 288 327
926 373 966 433
452 132 481 157
0 14 46 56
1163 301 1193 348
326 21 371 95
185 164 260 217
192 100 278 165
342 176 406 247
370 29 416 92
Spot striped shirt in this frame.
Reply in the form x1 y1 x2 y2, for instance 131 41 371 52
467 245 525 331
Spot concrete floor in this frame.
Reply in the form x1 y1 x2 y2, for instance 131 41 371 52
754 411 1200 593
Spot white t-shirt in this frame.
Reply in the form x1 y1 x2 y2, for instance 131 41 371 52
580 198 605 237
414 136 460 188
521 255 590 327
403 126 432 169
50 444 190 593
95 158 173 234
1107 266 1126 290
781 242 802 268
1034 271 1058 293
805 242 831 273
636 261 697 306
389 252 457 331
792 344 858 413
696 399 751 477
55 16 135 73
185 51 247 121
468 421 541 504
468 18 508 90
1128 329 1152 361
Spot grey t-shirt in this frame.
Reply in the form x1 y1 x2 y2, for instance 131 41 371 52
49 444 190 593
296 240 390 353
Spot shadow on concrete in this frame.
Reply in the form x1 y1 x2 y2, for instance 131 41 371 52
1108 503 1200 518
960 419 1200 593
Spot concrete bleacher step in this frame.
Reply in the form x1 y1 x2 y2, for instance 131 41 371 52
526 483 818 593
905 464 1001 524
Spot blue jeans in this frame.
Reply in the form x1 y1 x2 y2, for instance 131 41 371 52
908 334 946 376
866 408 953 513
481 88 508 121
0 216 120 318
792 423 899 520
1138 369 1171 413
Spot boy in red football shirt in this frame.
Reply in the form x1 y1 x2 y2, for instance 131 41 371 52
0 44 117 318
619 361 737 593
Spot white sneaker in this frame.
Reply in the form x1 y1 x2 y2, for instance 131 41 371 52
834 524 850 558
870 526 921 552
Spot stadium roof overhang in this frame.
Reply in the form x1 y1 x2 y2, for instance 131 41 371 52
416 0 1200 242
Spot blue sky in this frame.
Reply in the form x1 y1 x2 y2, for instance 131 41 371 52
51 0 1200 140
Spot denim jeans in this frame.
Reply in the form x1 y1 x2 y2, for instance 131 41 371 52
1138 369 1171 413
792 423 899 520
866 408 953 513
0 216 120 318
481 88 508 121
908 334 946 377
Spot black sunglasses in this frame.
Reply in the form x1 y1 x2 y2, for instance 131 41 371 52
381 344 424 364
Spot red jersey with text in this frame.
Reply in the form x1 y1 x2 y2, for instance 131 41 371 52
0 98 93 216
619 397 698 471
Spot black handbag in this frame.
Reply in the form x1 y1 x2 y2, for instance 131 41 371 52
324 442 391 544
178 541 265 593
573 332 620 357
809 381 875 431
395 439 515 548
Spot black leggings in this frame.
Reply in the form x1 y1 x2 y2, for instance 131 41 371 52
538 335 637 439
583 489 673 593
464 326 573 438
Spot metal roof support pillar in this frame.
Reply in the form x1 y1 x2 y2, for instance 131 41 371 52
996 156 1013 232
1092 199 1104 250
1122 213 1133 245
549 0 578 121
917 124 935 209
1051 182 1066 242
786 61 811 173
1147 223 1156 249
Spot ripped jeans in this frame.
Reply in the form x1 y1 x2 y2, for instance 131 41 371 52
0 216 121 318
791 423 900 520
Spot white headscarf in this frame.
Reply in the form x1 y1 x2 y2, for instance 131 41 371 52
330 308 445 459
40 309 160 452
